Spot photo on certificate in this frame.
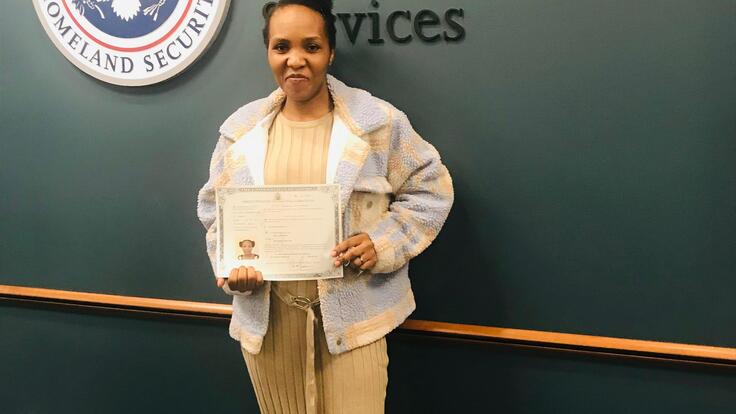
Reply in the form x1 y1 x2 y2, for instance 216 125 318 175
215 184 343 281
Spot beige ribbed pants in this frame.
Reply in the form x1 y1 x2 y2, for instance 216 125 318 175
241 280 389 414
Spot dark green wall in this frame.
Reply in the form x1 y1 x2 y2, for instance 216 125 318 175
2 1 735 412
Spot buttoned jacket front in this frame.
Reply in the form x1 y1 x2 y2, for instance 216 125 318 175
197 74 454 355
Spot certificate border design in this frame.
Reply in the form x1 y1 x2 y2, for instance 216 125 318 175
215 184 342 280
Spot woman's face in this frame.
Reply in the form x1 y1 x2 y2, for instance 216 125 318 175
240 241 254 254
266 5 334 104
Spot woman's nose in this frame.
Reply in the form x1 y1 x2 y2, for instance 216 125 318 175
286 52 306 68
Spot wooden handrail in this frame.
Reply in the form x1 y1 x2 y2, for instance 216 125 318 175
0 284 232 316
399 320 736 363
2 284 734 365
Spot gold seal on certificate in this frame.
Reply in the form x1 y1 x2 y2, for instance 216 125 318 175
215 185 343 281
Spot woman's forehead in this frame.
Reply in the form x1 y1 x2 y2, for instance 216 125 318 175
269 5 325 39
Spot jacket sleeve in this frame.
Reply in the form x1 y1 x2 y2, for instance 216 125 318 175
196 134 252 296
364 111 454 274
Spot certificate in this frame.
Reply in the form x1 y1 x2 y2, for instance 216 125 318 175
215 185 343 281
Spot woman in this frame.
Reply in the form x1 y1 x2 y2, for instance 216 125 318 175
237 239 260 260
196 0 453 412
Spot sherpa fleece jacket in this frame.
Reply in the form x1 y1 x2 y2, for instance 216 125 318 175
197 74 454 355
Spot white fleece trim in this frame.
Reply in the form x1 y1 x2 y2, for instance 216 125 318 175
230 319 264 355
326 115 351 184
333 287 416 355
233 109 354 187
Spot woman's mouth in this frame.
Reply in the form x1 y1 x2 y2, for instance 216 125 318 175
286 75 309 84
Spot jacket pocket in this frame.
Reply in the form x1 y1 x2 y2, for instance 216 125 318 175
347 176 392 236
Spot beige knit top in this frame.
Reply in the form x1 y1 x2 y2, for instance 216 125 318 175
265 109 334 301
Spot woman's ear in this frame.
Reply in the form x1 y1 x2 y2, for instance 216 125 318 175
329 50 335 65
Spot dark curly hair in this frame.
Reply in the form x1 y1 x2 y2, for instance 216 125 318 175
262 0 337 51
239 239 256 248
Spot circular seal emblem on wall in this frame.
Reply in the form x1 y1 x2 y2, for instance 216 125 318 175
33 0 230 86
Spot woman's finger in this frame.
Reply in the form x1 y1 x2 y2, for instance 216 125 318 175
342 241 368 263
350 240 376 261
228 268 239 291
333 234 375 267
360 257 377 270
348 243 369 266
352 249 376 269
350 242 376 270
363 245 377 263
342 246 358 264
335 245 356 266
332 240 349 256
354 242 377 270
355 249 376 267
332 234 364 256
245 267 256 290
255 270 264 286
237 266 249 291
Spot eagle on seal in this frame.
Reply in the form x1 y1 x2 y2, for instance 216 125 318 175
72 0 169 22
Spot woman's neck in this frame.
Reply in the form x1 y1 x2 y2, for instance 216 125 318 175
281 81 333 121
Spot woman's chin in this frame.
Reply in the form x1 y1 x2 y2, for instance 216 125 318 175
286 92 313 103
281 85 317 101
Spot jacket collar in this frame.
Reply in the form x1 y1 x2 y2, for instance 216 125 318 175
235 110 361 186
222 75 376 213
219 74 389 141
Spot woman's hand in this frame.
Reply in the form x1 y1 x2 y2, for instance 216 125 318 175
216 266 264 292
331 233 377 271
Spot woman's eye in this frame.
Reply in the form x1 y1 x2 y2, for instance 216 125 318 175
273 43 288 52
306 44 320 52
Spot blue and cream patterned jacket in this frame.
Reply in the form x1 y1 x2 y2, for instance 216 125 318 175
197 74 454 355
